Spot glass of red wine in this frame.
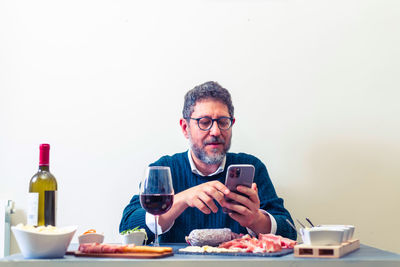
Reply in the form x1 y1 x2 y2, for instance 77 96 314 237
139 166 174 247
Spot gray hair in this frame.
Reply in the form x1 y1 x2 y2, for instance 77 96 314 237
182 81 234 119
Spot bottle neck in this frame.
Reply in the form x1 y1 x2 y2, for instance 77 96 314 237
39 165 50 172
39 144 50 168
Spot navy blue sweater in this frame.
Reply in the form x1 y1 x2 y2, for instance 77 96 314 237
119 151 297 243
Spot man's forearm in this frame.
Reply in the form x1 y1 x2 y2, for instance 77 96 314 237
158 192 189 231
248 210 272 235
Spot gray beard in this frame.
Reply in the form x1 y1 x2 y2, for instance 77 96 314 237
188 134 231 165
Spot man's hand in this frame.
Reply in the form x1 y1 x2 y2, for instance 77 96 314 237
158 181 229 231
178 180 230 214
224 183 271 234
161 181 271 235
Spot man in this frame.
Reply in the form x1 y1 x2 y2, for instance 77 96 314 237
120 81 297 243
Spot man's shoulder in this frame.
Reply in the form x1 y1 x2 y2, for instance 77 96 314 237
152 151 188 166
226 152 264 165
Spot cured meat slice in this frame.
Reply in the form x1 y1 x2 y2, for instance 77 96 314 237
258 233 297 249
78 243 126 253
219 233 296 253
280 237 297 249
77 243 173 254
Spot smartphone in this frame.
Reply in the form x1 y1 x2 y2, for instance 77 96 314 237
223 164 255 213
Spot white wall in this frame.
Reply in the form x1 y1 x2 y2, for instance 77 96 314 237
1 0 399 254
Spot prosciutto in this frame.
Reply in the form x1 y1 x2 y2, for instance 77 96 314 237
78 243 173 254
258 233 297 249
78 243 126 253
218 233 296 253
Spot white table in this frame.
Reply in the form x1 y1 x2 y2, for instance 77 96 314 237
1 244 399 267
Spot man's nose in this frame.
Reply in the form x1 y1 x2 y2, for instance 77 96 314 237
209 121 221 136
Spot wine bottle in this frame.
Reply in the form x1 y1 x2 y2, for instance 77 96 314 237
27 144 58 226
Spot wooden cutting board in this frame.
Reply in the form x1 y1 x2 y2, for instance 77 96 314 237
294 239 360 258
70 250 174 259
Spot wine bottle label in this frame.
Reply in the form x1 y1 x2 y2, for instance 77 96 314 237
44 191 57 226
27 193 39 226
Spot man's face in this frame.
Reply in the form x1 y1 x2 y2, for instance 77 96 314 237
182 99 234 165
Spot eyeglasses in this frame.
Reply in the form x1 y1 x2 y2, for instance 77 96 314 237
187 116 234 131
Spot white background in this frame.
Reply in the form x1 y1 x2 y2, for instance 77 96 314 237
1 0 399 254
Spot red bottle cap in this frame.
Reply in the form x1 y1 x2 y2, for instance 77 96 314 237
39 144 50 166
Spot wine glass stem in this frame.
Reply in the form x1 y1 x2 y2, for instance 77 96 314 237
154 215 159 246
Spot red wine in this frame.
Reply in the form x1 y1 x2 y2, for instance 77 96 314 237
140 194 173 215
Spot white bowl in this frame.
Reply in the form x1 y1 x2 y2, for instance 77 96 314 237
78 233 104 244
318 225 355 241
314 226 349 242
346 225 355 240
121 231 146 245
300 227 344 246
11 225 77 259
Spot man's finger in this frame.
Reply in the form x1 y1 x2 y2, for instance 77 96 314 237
225 200 250 215
204 186 227 207
199 192 218 213
211 180 230 195
194 198 211 214
236 185 259 204
252 183 257 192
225 190 251 206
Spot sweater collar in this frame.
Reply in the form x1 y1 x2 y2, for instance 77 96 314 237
187 150 226 177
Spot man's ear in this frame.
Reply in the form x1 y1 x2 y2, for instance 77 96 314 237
180 118 189 139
